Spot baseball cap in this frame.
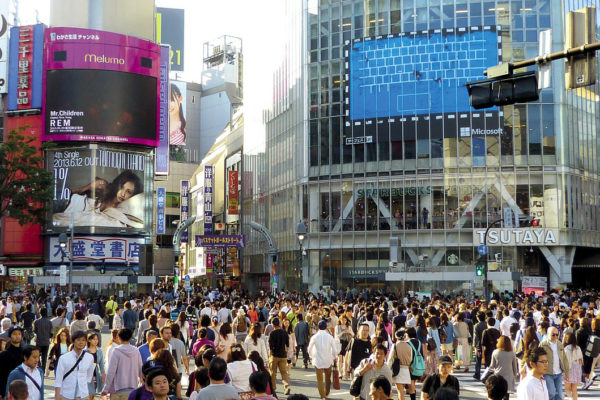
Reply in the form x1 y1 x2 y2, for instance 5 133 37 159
142 359 163 375
439 355 453 365
7 326 23 336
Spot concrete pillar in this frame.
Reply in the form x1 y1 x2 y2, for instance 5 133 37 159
539 246 575 287
305 250 322 294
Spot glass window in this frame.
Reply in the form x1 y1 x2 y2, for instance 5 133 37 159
378 122 390 161
320 118 330 165
332 117 341 164
542 104 555 156
528 104 541 155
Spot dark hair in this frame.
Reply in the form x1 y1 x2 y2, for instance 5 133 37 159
118 328 133 342
563 332 577 347
208 356 228 381
202 348 216 364
22 345 40 360
527 346 547 367
200 314 211 328
227 344 247 362
371 375 392 397
272 317 280 327
219 323 232 339
149 314 158 328
87 320 96 330
485 374 508 400
74 310 84 320
152 349 178 380
8 380 27 400
86 332 99 346
100 170 142 206
194 367 210 389
249 371 269 393
170 83 186 140
199 327 208 339
406 327 417 339
287 395 309 400
433 387 459 400
146 369 168 387
40 308 47 318
248 351 267 372
71 330 87 342
53 328 71 346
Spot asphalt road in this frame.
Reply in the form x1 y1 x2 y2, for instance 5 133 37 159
37 330 600 399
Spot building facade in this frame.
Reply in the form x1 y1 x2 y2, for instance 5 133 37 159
261 0 600 294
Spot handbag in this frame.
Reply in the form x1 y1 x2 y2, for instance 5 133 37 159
349 374 363 397
332 363 341 390
391 343 401 377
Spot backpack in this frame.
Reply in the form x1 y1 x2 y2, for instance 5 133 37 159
258 308 266 322
408 340 426 377
237 316 247 333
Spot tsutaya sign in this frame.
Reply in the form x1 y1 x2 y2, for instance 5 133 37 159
474 228 559 246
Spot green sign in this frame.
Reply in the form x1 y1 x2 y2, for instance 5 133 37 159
357 186 432 198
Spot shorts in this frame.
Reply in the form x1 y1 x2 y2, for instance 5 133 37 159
340 340 349 356
394 365 411 385
442 343 454 352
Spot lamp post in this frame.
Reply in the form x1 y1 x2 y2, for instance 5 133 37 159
58 229 73 296
483 218 503 300
295 221 307 289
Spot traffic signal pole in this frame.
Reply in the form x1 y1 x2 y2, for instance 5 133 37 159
483 218 503 301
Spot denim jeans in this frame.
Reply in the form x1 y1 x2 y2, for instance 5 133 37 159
473 351 482 380
544 373 563 400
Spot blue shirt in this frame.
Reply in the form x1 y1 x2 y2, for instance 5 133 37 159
138 344 151 363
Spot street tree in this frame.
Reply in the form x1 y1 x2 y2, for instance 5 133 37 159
0 127 54 226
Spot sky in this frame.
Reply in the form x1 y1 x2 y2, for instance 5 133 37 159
16 0 288 155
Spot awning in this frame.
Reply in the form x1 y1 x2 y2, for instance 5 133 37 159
0 260 42 267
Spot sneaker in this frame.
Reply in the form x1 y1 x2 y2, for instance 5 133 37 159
582 378 594 390
284 388 291 395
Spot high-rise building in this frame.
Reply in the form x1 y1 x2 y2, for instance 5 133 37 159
261 0 600 294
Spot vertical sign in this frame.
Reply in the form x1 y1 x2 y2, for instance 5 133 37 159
228 170 239 215
206 253 214 276
7 24 44 111
156 187 166 234
204 166 214 234
156 45 170 175
503 208 514 228
180 180 189 242
0 3 9 93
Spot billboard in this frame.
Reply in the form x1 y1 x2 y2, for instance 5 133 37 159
345 26 502 142
156 45 170 175
170 80 187 146
42 27 161 146
156 8 185 72
7 24 44 111
47 147 152 233
48 236 144 264
0 4 9 93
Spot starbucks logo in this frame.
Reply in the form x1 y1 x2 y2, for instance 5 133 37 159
447 253 459 265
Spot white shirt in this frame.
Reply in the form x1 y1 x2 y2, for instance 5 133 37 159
226 360 257 392
500 316 517 336
66 301 74 313
308 329 339 369
55 350 95 399
517 374 549 400
549 341 561 375
20 363 42 400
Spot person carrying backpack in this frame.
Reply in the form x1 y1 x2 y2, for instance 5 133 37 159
233 309 249 344
106 296 118 329
406 327 425 400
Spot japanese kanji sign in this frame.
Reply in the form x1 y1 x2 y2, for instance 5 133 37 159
48 236 145 263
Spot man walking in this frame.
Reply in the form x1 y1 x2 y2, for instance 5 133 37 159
195 357 239 400
294 313 310 368
517 347 549 400
472 311 487 380
540 327 569 400
6 346 44 400
106 296 118 329
122 303 138 342
54 331 95 400
308 320 339 400
33 309 52 371
103 328 143 400
50 308 69 338
268 318 291 395
0 327 25 397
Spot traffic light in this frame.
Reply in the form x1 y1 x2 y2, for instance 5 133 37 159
466 71 539 109
99 262 106 274
476 264 484 277
519 216 541 227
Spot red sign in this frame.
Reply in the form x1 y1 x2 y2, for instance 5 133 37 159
16 26 34 110
206 253 214 276
228 170 239 215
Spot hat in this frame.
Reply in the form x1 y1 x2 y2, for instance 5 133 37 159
318 320 328 330
7 326 23 336
142 359 163 375
439 355 453 365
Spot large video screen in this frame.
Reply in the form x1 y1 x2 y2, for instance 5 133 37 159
45 69 157 143
346 26 500 120
47 147 153 234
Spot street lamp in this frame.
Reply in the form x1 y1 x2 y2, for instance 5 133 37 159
295 221 307 287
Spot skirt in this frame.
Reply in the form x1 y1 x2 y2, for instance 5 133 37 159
394 365 411 385
340 339 349 356
564 361 582 384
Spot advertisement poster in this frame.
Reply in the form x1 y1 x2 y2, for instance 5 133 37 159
170 80 187 146
204 166 214 234
180 180 189 243
522 276 547 295
48 148 150 231
156 187 166 234
156 45 170 175
7 24 44 111
156 8 185 72
42 27 160 146
228 170 239 215
0 3 9 94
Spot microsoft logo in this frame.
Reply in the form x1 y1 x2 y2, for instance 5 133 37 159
460 127 471 137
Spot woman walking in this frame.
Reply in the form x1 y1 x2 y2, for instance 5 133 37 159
454 312 472 372
46 328 71 376
215 322 236 359
488 336 518 399
86 332 106 397
243 323 269 363
563 332 583 400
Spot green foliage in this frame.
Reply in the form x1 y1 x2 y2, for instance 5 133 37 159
0 127 54 226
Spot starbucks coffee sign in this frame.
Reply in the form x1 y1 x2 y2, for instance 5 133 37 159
357 186 431 198
474 228 559 246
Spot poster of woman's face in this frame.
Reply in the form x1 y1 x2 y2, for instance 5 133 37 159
169 81 187 146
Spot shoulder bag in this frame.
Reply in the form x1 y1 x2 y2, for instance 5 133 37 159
62 350 87 381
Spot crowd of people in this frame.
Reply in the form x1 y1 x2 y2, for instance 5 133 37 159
0 286 597 400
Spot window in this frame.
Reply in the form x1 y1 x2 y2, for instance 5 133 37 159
166 193 180 208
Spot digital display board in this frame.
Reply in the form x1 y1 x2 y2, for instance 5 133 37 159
346 26 500 120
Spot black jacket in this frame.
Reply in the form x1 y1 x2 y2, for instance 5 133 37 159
0 345 23 395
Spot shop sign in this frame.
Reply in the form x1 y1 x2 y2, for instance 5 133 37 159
48 236 145 263
342 267 388 278
180 180 189 242
357 186 431 198
195 235 245 248
156 187 166 234
9 267 43 277
228 171 239 215
345 136 373 145
7 24 44 111
204 166 214 234
474 228 559 246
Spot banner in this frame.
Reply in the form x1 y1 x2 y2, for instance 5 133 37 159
156 8 185 72
228 170 239 215
206 253 214 276
180 180 189 242
7 24 44 111
48 236 145 263
42 27 161 146
47 147 151 233
156 187 166 234
169 80 187 146
195 235 245 248
156 45 170 175
0 3 9 93
204 166 214 234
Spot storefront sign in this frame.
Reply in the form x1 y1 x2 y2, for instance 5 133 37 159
357 186 431 198
195 235 245 248
7 24 44 111
206 253 214 276
522 276 547 295
342 267 388 278
180 180 189 242
9 267 43 277
474 228 559 246
345 136 373 145
228 170 239 215
49 236 145 263
204 166 214 234
156 187 166 234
